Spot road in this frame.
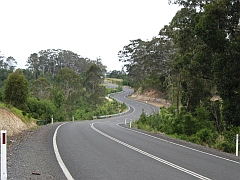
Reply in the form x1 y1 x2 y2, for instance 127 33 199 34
54 87 240 180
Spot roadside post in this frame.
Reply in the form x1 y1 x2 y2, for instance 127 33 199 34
72 116 74 122
236 134 239 157
130 120 132 128
51 115 53 124
125 118 126 125
1 130 7 180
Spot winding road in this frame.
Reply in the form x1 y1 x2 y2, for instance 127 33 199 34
53 86 240 180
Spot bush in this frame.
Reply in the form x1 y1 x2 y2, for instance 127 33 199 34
196 128 218 145
26 97 56 121
0 89 3 102
216 126 240 153
22 111 27 116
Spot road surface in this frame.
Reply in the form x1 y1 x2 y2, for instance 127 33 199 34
53 87 240 180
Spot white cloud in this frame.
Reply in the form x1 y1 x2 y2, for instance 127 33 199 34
0 0 180 71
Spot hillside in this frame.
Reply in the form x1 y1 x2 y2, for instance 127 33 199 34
130 88 171 108
0 107 36 136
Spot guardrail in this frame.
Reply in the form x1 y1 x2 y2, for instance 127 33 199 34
93 90 133 119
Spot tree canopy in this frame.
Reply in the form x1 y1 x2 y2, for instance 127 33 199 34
3 69 29 109
119 0 240 127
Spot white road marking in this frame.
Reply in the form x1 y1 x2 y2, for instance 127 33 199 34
91 123 211 180
53 123 74 180
117 124 240 165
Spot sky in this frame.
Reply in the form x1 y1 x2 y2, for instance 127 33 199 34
0 0 180 71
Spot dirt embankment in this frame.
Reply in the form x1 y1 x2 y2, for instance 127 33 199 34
130 88 171 108
0 108 36 136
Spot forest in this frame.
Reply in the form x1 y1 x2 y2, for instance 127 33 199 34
117 0 240 153
0 49 126 124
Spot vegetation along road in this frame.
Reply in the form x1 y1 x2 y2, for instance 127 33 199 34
6 86 240 179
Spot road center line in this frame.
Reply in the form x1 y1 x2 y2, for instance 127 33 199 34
53 123 74 180
90 123 211 180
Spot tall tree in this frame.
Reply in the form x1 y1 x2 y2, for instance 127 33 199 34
195 0 240 126
85 64 105 107
30 78 52 100
85 64 103 94
26 53 40 79
56 68 82 99
5 56 17 71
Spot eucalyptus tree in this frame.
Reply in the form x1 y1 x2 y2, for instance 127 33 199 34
5 56 17 71
0 51 5 69
118 39 149 87
26 53 40 80
56 67 83 116
195 0 240 127
28 49 100 78
56 68 82 99
85 64 105 107
168 0 240 127
85 64 103 94
30 77 52 100
0 53 10 88
118 33 175 92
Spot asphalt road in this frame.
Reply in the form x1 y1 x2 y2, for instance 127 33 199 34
54 87 240 180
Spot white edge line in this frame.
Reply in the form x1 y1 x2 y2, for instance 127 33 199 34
53 123 74 180
91 123 211 180
117 124 240 164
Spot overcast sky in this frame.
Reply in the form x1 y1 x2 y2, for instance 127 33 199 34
0 0 180 71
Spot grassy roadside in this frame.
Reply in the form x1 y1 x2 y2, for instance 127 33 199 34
0 102 36 125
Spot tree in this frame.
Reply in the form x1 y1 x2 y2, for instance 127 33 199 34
55 68 83 116
56 68 82 99
3 69 29 109
5 56 17 71
85 64 105 107
0 51 5 69
26 53 40 79
195 0 240 126
85 64 103 94
30 78 52 100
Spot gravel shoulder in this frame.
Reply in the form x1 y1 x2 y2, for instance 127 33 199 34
5 122 65 180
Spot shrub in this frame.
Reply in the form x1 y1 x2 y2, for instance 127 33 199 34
196 128 218 145
22 111 27 116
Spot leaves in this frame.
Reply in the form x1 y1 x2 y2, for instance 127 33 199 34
3 69 29 109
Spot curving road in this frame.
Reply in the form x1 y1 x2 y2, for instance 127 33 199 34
54 87 240 180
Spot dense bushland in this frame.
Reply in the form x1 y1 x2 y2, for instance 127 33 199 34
134 106 239 153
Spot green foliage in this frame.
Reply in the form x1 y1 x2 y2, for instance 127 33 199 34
74 98 127 120
3 69 29 109
30 77 52 100
0 69 12 88
135 106 229 151
26 97 57 122
218 126 240 153
85 64 103 93
0 89 3 102
106 86 123 95
51 88 65 108
194 1 240 126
